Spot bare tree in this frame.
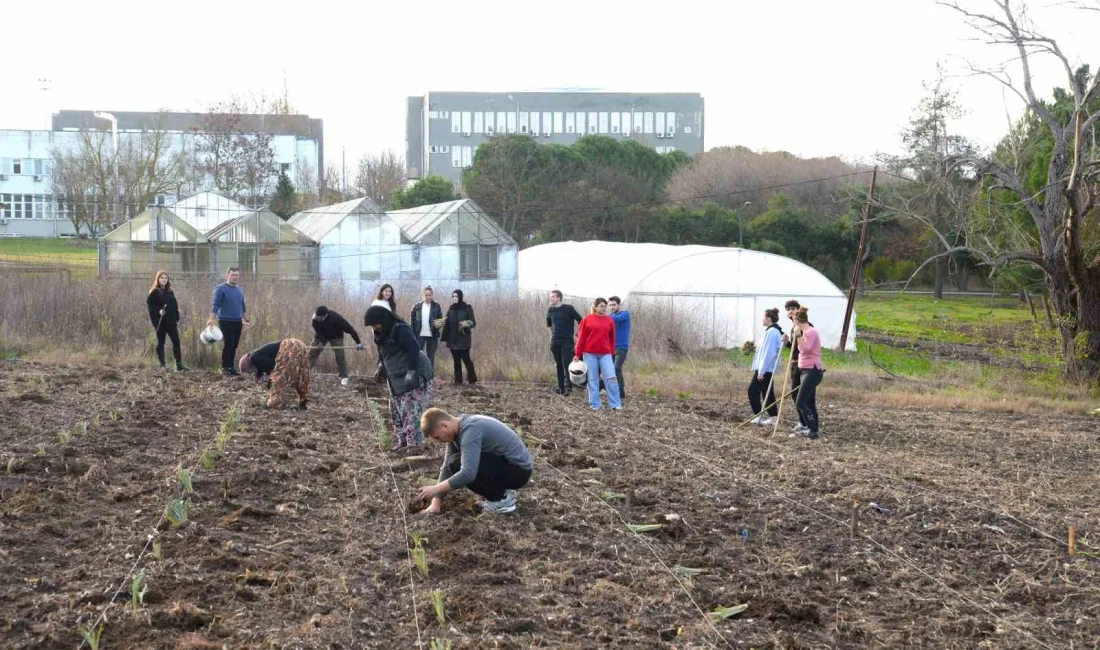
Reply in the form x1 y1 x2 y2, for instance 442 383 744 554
936 0 1100 380
192 94 285 204
353 150 407 207
49 116 187 233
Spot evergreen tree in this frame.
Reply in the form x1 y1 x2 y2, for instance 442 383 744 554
271 172 296 219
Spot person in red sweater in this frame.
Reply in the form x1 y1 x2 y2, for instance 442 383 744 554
573 298 622 410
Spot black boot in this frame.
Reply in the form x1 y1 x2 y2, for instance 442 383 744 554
176 362 188 371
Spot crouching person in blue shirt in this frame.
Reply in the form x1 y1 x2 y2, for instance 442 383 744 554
417 408 533 515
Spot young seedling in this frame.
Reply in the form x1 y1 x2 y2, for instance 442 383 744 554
577 467 602 475
646 388 660 398
412 541 429 579
429 639 453 650
165 499 189 528
78 623 104 650
131 568 148 610
177 468 194 496
92 414 101 427
58 429 72 445
710 603 748 621
152 541 162 560
35 443 46 457
627 523 663 533
200 449 216 470
600 491 627 501
110 408 122 422
674 566 706 579
430 589 446 625
677 390 693 400
76 421 89 436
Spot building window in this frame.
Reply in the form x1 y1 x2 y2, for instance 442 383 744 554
497 112 507 134
684 126 692 134
530 111 540 135
452 146 463 168
588 112 598 134
643 112 654 133
12 160 22 175
280 162 291 173
451 112 462 134
542 112 552 135
656 111 666 136
462 111 472 134
461 146 473 168
519 111 529 134
474 112 484 134
565 112 575 133
0 194 10 219
598 112 609 133
429 111 439 119
439 110 449 119
575 112 585 135
666 112 676 133
633 112 643 133
506 112 517 133
460 244 498 279
484 111 495 134
554 112 564 133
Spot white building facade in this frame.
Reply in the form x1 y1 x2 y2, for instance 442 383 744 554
0 110 323 238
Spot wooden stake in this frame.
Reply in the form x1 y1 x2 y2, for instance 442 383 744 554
772 338 797 436
850 502 859 539
1069 525 1076 556
839 167 878 351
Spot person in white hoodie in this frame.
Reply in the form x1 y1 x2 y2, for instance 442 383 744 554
748 308 783 426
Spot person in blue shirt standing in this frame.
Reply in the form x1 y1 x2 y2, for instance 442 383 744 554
207 266 250 376
608 296 631 402
749 308 783 426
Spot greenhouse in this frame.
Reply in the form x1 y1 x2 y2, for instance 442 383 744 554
518 241 856 350
99 206 318 279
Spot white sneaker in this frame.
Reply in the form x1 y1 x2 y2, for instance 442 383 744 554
750 416 763 425
480 493 517 514
340 377 350 387
760 416 776 427
792 423 805 432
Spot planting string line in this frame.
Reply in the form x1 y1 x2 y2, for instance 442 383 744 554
669 404 1078 553
467 388 730 649
361 392 425 649
551 391 1059 650
630 433 1061 650
537 458 728 649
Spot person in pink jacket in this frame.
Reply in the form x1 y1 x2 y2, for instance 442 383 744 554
793 307 824 440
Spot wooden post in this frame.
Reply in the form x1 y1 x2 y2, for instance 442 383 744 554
771 337 797 436
850 502 859 539
1069 525 1076 556
839 167 878 351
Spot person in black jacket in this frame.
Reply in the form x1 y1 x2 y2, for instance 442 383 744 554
240 339 310 409
146 270 186 371
409 286 444 372
546 290 582 394
308 306 363 387
366 305 435 450
441 289 478 385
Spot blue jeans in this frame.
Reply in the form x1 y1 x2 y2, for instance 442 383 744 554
583 353 621 409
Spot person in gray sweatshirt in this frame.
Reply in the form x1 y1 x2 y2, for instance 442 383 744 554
416 408 533 515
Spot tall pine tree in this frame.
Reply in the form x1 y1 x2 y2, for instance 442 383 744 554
271 172 296 219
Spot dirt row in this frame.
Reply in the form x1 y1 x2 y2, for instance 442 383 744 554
1 360 1097 648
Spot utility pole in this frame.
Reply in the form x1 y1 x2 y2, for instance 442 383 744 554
839 167 877 351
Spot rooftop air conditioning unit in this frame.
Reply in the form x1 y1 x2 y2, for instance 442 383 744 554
655 132 663 139
486 127 494 134
667 129 675 137
464 131 472 137
34 175 43 181
0 174 7 180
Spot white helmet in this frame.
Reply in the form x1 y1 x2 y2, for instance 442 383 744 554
200 324 223 345
568 359 588 387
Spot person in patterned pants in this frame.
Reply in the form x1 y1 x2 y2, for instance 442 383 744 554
240 339 310 409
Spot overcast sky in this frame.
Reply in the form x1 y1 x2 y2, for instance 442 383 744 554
4 0 1098 168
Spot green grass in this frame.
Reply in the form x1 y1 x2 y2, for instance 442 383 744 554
856 294 1039 345
0 238 97 266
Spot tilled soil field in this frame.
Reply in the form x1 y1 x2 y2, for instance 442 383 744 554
1 360 1097 649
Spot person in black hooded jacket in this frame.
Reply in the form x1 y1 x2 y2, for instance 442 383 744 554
146 270 186 371
366 305 435 450
441 289 477 385
308 306 363 386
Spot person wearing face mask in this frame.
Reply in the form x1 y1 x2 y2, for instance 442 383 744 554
574 298 622 411
365 305 435 451
441 289 478 385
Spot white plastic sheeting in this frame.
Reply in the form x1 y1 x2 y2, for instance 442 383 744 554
518 241 856 350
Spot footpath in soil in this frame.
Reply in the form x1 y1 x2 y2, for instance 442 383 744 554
0 359 1097 649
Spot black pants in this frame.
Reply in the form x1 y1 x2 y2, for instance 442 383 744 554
790 364 806 426
419 337 438 372
613 348 628 399
219 319 243 371
748 371 777 417
451 348 477 384
308 337 348 377
551 339 574 392
155 324 182 366
447 453 532 502
795 367 823 433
